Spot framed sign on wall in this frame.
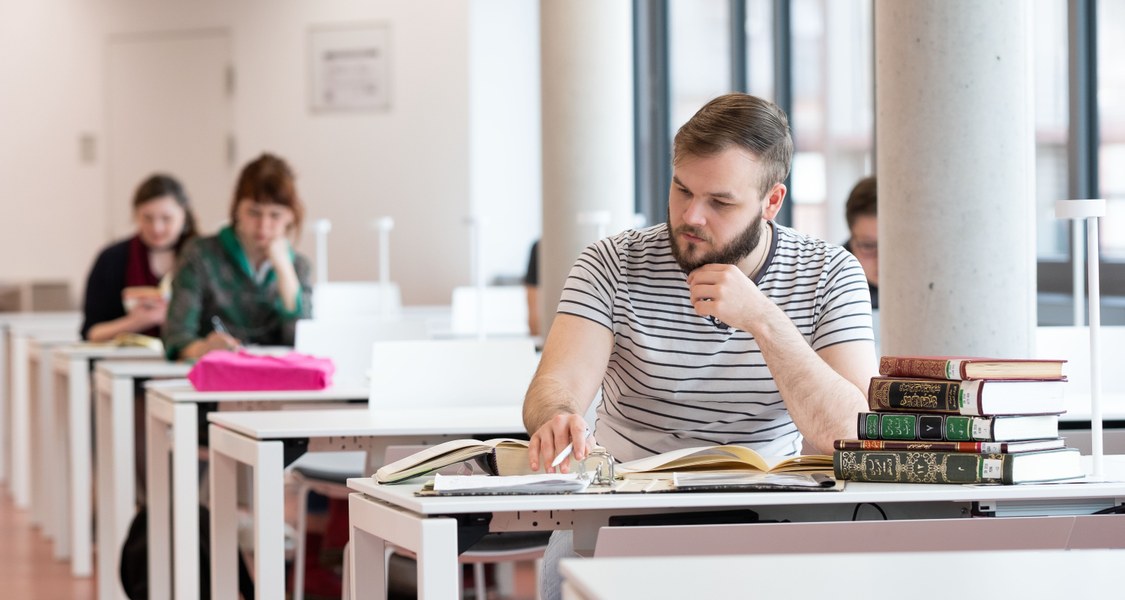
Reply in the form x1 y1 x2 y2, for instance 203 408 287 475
308 22 390 112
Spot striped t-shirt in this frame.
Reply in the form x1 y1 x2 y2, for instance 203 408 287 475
558 222 873 462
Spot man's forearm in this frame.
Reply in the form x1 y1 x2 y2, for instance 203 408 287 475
749 304 867 452
522 373 586 434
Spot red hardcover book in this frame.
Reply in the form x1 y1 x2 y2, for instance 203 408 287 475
879 356 1066 381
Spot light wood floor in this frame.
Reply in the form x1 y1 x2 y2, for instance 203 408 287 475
0 485 96 599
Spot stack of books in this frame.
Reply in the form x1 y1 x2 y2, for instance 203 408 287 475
833 356 1085 484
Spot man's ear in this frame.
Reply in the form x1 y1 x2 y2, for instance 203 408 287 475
762 183 786 220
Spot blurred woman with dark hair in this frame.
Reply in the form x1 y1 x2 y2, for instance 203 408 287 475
81 174 197 342
163 153 312 360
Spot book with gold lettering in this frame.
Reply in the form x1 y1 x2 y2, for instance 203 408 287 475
833 447 1082 484
867 377 1066 416
834 438 1066 454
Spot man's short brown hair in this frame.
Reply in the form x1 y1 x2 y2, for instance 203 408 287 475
845 175 877 229
672 93 794 197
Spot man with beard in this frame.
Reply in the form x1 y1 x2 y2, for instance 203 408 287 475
524 91 877 600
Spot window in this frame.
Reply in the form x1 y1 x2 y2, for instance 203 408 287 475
1098 0 1125 259
636 1 1121 323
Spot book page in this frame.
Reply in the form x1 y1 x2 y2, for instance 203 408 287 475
616 445 832 475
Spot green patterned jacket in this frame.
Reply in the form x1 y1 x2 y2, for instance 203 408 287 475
162 226 312 359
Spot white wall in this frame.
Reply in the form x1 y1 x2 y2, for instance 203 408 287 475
0 1 107 292
0 0 540 306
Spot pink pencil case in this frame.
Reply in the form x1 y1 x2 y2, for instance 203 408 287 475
187 350 335 391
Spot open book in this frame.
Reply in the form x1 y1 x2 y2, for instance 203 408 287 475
111 332 164 351
615 445 833 478
373 438 532 484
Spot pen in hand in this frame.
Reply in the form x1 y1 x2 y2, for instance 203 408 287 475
210 315 229 335
550 426 592 469
210 316 239 351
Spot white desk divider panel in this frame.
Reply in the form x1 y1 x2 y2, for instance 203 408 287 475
368 338 538 411
1037 326 1125 453
559 551 1125 600
450 286 530 337
1036 326 1125 400
312 281 402 320
295 317 429 388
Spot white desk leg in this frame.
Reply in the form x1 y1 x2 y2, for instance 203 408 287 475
253 440 286 599
146 395 173 600
349 494 389 600
98 374 134 600
30 352 49 530
209 425 240 600
348 493 460 600
68 358 93 576
416 518 460 599
50 365 70 560
10 334 30 507
172 402 201 600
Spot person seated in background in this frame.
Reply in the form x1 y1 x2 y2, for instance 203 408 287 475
843 175 878 309
81 174 197 342
524 239 541 336
163 153 313 360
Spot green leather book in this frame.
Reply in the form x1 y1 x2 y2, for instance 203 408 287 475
857 412 1060 442
833 448 1082 484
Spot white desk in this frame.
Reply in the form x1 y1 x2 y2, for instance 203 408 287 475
145 382 368 600
0 310 79 486
559 550 1125 600
206 406 525 600
7 314 79 507
52 343 164 577
93 360 193 600
346 458 1125 600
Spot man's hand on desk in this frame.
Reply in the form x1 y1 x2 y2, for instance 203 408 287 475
528 413 595 474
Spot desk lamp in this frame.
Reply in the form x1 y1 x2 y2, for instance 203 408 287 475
314 218 332 285
373 216 396 317
1055 199 1107 479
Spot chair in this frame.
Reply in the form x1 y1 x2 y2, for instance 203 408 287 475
291 338 543 600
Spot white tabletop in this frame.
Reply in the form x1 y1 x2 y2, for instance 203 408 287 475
95 359 192 379
347 455 1125 516
559 550 1125 600
147 381 370 403
51 342 163 360
5 314 81 334
0 311 81 325
207 406 525 439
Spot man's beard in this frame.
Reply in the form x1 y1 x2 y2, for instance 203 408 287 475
668 210 765 274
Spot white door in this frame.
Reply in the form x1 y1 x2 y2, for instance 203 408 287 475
106 30 234 240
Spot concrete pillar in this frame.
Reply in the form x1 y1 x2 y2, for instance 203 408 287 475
539 0 635 335
875 0 1037 357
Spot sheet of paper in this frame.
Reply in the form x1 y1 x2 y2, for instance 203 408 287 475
432 473 590 494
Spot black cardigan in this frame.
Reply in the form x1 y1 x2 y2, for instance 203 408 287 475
80 239 132 340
